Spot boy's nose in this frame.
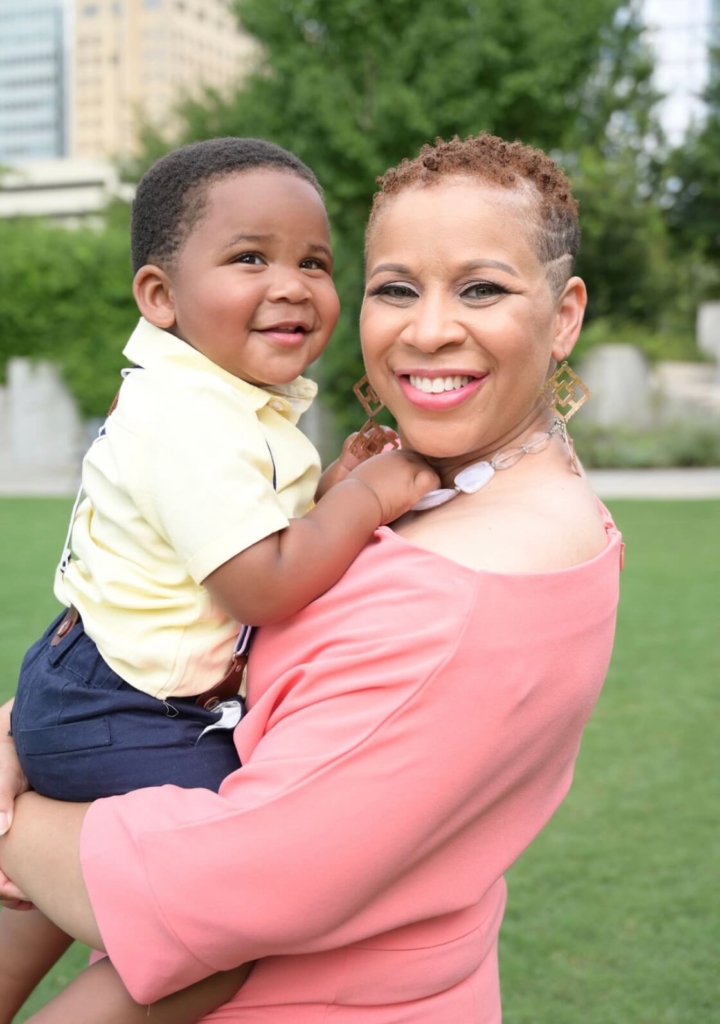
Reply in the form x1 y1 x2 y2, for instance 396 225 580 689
267 267 312 303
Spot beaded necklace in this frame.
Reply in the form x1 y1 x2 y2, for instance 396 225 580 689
412 417 569 511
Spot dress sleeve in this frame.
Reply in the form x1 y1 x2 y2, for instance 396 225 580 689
80 573 483 1003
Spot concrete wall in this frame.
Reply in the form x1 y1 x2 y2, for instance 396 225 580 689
0 358 84 495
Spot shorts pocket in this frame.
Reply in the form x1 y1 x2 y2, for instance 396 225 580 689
19 717 111 755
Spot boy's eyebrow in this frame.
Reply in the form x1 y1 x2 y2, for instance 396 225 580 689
220 233 333 260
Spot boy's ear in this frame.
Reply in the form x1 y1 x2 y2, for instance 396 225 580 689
133 265 176 329
551 276 587 362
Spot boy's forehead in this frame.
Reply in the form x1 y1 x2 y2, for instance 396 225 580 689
188 169 329 245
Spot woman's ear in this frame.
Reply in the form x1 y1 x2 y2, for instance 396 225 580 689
132 265 176 329
551 276 587 362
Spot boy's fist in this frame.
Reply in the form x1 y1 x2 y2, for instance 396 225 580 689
349 449 439 524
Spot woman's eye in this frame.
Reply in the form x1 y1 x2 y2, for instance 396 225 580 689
462 281 507 300
234 252 264 265
372 283 418 300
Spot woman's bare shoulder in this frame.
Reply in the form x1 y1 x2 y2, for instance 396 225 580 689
394 470 609 574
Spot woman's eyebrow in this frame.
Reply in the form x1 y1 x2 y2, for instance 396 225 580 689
367 262 411 278
368 259 520 279
460 259 520 277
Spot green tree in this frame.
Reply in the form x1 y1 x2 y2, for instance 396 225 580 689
0 204 137 418
135 0 662 427
664 50 720 276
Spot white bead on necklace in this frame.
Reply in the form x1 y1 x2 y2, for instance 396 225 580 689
412 418 567 511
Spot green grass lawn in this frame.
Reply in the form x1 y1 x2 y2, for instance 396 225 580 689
0 498 717 1021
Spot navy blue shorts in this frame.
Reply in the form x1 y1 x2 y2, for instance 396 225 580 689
11 611 242 801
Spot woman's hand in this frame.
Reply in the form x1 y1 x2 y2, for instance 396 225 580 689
0 700 34 909
0 700 29 838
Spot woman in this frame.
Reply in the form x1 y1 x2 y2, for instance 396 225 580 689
0 133 621 1022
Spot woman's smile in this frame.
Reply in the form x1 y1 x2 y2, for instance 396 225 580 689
397 371 488 409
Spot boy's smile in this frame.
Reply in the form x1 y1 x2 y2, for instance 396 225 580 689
155 169 340 386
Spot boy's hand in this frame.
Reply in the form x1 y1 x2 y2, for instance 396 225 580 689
316 427 400 500
348 449 439 524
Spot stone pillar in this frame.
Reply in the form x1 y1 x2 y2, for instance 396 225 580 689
577 343 652 427
0 358 84 494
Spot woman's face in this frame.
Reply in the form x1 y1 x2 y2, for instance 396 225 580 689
360 178 585 460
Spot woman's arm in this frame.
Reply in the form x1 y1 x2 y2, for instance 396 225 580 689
24 958 251 1024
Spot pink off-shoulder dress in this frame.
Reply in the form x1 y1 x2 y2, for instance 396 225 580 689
81 507 622 1022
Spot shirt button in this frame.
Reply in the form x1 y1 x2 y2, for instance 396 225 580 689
269 400 284 411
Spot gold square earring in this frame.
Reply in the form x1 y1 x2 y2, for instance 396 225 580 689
540 361 591 475
540 361 591 422
349 375 400 459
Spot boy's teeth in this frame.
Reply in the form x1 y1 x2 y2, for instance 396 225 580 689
408 374 472 393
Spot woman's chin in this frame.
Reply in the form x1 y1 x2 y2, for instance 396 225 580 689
397 427 473 460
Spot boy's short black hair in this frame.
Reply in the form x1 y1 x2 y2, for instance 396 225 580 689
130 137 323 273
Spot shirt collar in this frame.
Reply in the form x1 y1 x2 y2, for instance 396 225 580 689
123 318 317 420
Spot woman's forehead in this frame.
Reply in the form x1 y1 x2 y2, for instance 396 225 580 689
366 179 540 271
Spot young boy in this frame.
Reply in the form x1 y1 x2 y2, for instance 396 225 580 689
0 138 437 1022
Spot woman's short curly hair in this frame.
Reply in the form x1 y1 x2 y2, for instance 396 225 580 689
367 133 580 294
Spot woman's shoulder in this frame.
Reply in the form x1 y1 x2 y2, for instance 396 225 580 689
393 464 613 576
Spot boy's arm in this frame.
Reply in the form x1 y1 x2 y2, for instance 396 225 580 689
204 449 438 626
24 957 250 1024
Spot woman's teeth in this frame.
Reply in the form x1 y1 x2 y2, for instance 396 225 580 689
408 374 472 394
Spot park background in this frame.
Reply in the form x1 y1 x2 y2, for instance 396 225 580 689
1 0 719 1020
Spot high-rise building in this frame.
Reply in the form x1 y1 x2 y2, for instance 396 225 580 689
643 0 715 141
0 1 67 162
72 0 255 159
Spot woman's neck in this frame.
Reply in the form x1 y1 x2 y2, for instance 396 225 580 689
423 407 560 489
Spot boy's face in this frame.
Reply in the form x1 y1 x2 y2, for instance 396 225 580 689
163 169 340 386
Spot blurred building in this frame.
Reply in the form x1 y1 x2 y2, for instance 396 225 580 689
643 0 716 142
0 156 133 222
0 0 67 162
72 0 255 159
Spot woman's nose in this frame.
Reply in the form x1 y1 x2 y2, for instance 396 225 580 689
402 296 465 352
266 267 312 304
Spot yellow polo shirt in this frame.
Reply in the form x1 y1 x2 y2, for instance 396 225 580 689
54 318 320 700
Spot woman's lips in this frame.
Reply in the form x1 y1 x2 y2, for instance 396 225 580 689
397 372 488 409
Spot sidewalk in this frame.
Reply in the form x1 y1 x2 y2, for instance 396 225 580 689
1 468 719 500
587 468 720 499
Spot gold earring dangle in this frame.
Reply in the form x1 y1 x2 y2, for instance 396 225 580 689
540 360 591 422
349 376 400 459
539 360 591 475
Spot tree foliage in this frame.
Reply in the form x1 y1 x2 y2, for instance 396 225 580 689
140 0 668 426
3 0 702 428
0 204 137 418
664 52 720 274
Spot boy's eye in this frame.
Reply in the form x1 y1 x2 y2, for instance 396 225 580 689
300 257 329 272
234 252 264 265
